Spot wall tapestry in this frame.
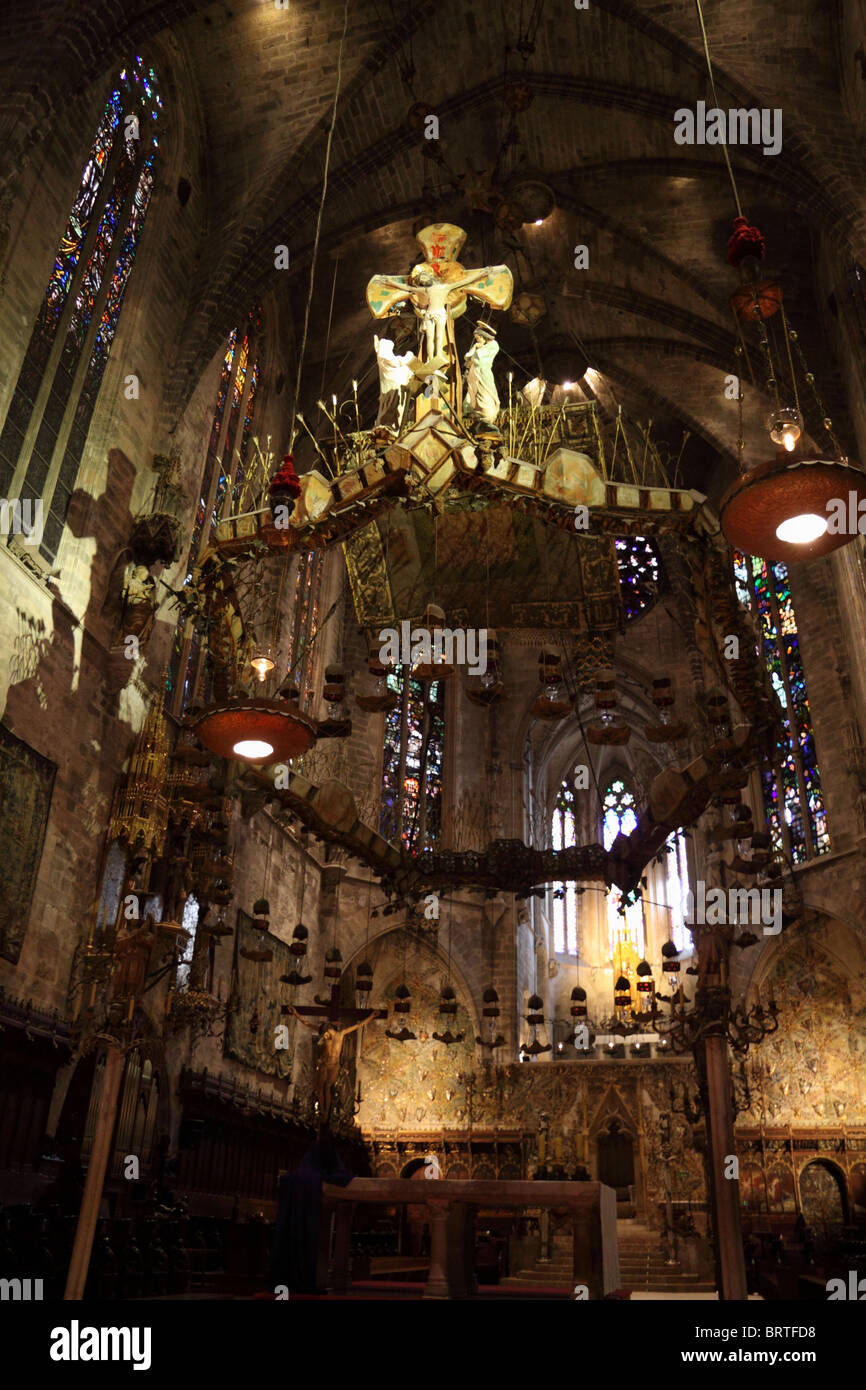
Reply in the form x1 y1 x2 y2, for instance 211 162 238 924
223 909 292 1079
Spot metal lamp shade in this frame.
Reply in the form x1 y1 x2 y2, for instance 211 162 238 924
187 699 316 762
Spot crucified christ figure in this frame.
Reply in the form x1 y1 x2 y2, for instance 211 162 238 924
289 1008 371 1122
376 265 496 363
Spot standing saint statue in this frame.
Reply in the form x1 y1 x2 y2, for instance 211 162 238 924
463 322 501 426
373 334 414 429
289 1007 372 1122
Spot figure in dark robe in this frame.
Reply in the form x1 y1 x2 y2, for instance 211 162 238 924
269 1136 353 1294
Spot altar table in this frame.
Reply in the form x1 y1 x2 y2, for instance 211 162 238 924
320 1178 619 1299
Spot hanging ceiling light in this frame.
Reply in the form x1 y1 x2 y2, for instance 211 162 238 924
475 985 505 1049
720 452 866 562
766 405 801 453
250 647 275 683
433 984 466 1045
530 647 571 720
719 222 866 561
187 698 317 763
385 983 416 1042
465 630 504 706
520 993 552 1057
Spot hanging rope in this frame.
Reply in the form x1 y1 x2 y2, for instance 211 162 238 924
693 0 744 219
288 0 351 449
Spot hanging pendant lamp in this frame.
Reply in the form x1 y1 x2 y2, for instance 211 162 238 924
187 697 317 763
719 450 866 563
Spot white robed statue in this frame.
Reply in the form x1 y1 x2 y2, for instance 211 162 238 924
463 323 500 425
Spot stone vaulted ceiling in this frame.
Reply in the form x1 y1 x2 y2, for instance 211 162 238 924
2 0 865 503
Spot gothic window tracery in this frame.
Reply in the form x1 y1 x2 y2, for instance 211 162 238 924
733 552 829 862
166 309 263 715
602 777 644 961
0 57 163 563
551 772 582 955
616 536 660 619
380 669 445 852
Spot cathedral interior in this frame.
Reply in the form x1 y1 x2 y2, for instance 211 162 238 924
3 0 866 1317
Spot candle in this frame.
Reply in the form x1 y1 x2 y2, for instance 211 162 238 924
126 997 135 1023
538 1133 546 1162
554 1135 563 1162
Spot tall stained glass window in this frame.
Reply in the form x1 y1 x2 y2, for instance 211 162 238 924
0 57 163 563
551 774 581 955
285 550 323 708
380 668 445 852
734 552 829 863
602 778 644 960
166 310 263 716
663 828 692 954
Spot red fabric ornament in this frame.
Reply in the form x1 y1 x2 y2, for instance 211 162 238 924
269 454 301 499
727 216 765 268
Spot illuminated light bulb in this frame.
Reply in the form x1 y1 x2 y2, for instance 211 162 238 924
232 739 274 760
534 218 543 226
775 513 828 545
250 653 275 682
562 380 573 391
767 406 801 452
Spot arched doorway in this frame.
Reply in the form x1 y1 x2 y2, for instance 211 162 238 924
799 1161 848 1242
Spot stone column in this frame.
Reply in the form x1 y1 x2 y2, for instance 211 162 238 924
329 1201 357 1294
422 1198 451 1299
63 1041 125 1300
703 1032 748 1300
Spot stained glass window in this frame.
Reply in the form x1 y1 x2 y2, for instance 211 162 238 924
166 312 263 716
602 778 644 960
616 536 661 619
664 828 692 954
0 57 163 563
733 552 829 863
380 668 445 852
285 550 322 707
551 775 581 955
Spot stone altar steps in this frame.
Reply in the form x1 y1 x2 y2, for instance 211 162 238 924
500 1221 716 1294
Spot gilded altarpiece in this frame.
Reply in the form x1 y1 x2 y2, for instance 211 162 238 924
735 920 866 1218
355 930 705 1219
